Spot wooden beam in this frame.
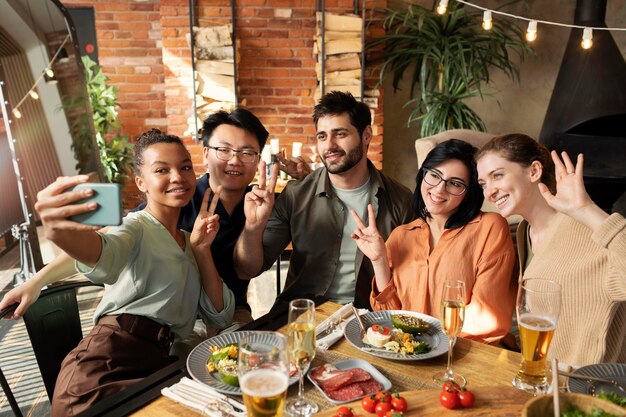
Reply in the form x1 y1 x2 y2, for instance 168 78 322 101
194 25 232 48
196 59 235 76
316 12 362 32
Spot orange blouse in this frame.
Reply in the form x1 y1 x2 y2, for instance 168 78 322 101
370 212 517 344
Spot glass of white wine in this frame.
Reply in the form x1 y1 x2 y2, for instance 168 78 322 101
238 332 289 417
285 298 318 416
433 279 467 387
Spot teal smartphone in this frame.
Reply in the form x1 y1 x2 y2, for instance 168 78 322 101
70 183 122 226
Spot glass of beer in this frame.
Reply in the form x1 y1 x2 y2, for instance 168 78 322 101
512 278 561 394
433 279 467 387
285 298 318 416
238 332 289 417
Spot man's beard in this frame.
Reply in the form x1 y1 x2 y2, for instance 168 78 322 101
322 143 364 174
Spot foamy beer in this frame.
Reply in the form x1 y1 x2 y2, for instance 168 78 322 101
238 332 289 417
513 278 561 393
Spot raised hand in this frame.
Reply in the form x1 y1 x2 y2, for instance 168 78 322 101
35 175 101 239
275 152 312 180
243 161 278 230
539 151 608 229
351 204 386 262
190 186 222 251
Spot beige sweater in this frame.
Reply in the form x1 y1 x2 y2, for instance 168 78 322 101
517 213 626 368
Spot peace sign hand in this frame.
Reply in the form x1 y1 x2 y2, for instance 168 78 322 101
190 185 222 250
243 161 278 230
351 204 386 262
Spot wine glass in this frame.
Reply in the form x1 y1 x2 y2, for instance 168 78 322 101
285 299 318 416
512 278 561 394
433 279 467 387
238 332 289 417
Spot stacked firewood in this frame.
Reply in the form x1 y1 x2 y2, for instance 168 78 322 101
314 12 379 106
188 24 237 136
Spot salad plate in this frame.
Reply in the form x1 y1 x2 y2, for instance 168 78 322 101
343 310 448 361
567 363 626 397
187 330 297 395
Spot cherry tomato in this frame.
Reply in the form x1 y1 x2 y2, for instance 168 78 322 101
441 380 462 393
439 388 460 409
361 395 377 413
375 390 392 403
385 411 405 417
336 406 354 417
371 324 391 336
458 389 476 408
375 400 393 417
390 394 408 412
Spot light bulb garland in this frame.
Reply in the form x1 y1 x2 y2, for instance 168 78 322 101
437 0 626 50
10 35 69 120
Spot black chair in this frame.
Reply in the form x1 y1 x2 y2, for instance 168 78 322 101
0 280 103 417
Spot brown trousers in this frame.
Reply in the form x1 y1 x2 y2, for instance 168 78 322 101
51 318 172 417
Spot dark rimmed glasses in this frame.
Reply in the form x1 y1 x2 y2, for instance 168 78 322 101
423 168 468 196
208 146 259 164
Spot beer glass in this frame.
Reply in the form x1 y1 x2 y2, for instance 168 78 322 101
285 299 318 416
238 332 289 417
512 278 561 394
433 280 467 387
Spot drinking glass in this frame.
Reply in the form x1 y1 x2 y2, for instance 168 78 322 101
285 299 318 416
433 279 467 387
238 332 289 417
513 278 561 394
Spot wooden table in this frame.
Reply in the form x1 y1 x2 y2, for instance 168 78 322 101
129 302 531 416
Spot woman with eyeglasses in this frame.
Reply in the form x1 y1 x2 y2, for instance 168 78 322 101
352 139 517 345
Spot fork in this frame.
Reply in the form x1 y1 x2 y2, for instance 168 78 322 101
559 371 626 395
351 305 367 339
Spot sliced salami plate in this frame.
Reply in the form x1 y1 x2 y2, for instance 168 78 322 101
343 310 449 361
307 359 392 405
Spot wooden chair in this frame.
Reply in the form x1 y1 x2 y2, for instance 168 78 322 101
0 280 103 417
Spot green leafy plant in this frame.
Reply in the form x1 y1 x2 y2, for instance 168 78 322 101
81 55 133 183
369 0 532 137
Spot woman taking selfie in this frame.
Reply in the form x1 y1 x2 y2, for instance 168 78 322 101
352 139 517 345
476 133 626 368
0 130 235 415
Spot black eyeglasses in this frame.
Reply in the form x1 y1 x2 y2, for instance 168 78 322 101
422 168 468 196
208 146 259 164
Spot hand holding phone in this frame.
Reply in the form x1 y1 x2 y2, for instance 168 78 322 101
70 183 122 226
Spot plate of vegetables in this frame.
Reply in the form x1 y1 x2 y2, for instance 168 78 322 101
186 330 298 395
343 310 448 361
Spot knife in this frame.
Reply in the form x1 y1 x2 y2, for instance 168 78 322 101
316 305 355 339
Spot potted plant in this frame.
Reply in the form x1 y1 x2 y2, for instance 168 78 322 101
369 0 532 137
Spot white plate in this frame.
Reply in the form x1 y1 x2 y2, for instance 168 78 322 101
567 363 626 397
307 359 392 404
186 330 297 395
343 310 448 361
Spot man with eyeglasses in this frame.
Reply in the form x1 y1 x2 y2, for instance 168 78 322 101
234 91 415 309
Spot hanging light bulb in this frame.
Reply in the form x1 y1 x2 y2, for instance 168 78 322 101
526 20 538 42
29 90 39 100
12 108 22 119
581 27 593 49
482 10 493 30
436 0 448 15
45 67 54 77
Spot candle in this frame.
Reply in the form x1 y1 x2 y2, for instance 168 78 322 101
270 138 280 155
261 146 272 164
292 142 302 158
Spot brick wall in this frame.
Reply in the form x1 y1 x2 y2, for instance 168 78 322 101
62 0 387 206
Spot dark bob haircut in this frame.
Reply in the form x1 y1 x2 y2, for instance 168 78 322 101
412 139 484 229
312 91 371 137
201 108 269 150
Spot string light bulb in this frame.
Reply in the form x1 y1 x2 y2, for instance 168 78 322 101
29 90 39 100
12 108 22 119
45 67 54 77
581 27 593 49
436 0 448 15
482 10 493 30
526 20 538 42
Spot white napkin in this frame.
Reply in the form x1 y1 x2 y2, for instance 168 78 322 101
162 377 246 417
315 303 369 351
